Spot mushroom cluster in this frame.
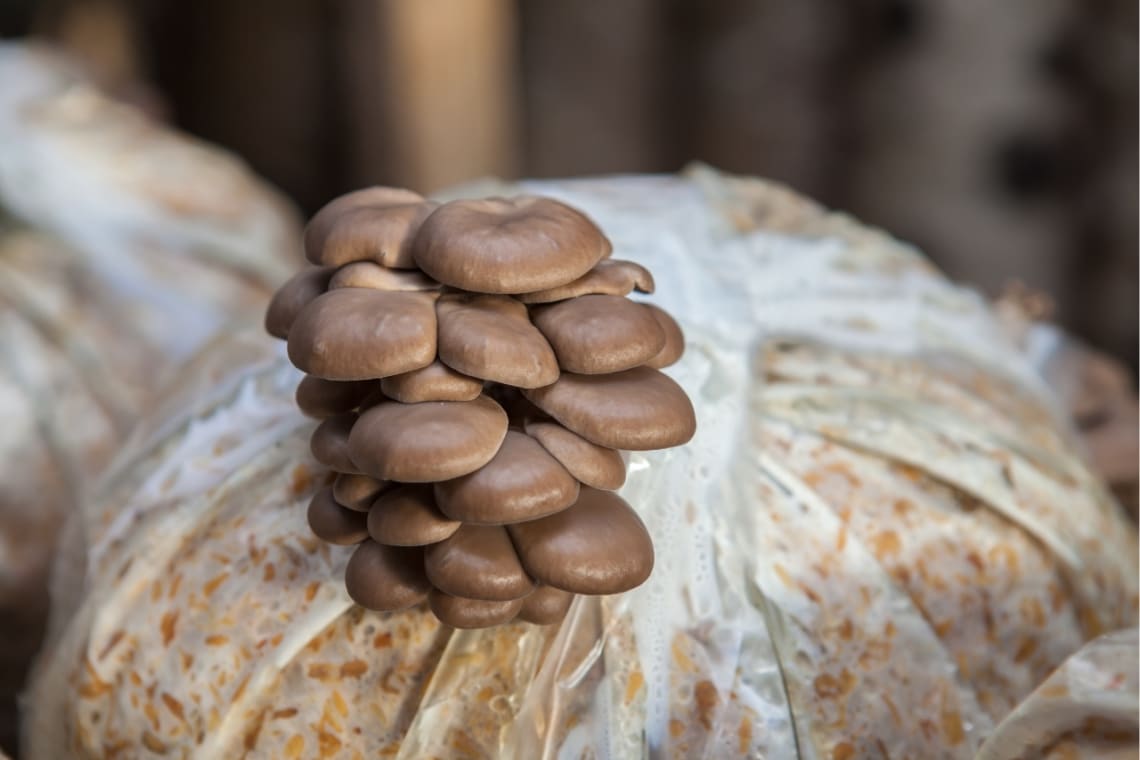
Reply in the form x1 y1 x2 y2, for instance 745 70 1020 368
265 188 695 628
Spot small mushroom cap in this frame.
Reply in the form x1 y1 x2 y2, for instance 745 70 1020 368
644 304 684 369
437 294 560 388
295 376 376 419
265 267 333 339
307 487 369 545
424 524 535 601
332 473 389 512
305 187 435 268
532 294 665 374
329 261 440 292
344 541 432 611
380 361 484 404
434 431 580 524
517 586 574 625
368 485 461 546
412 196 611 293
348 395 508 482
509 487 654 595
428 590 523 629
524 420 626 490
287 289 438 381
517 259 655 304
310 414 362 473
523 366 696 450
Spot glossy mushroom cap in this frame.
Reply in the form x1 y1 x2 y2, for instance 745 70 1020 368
517 259 654 304
523 366 696 450
412 196 611 293
434 431 580 524
310 414 361 474
644 304 685 369
307 487 369 545
532 294 665 374
295 376 375 419
305 186 436 269
436 294 559 388
429 591 524 629
524 420 626 490
517 586 574 625
424 524 535 601
509 487 654 595
332 473 389 512
329 261 440 292
287 289 438 381
347 395 508 482
264 267 333 339
380 361 483 404
368 485 461 546
344 541 431 611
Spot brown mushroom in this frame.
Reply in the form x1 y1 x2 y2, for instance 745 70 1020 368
265 267 333 339
412 196 611 293
436 294 560 388
348 395 508 482
434 431 580 524
531 294 665 374
367 485 461 546
310 414 361 474
380 361 484 404
523 366 696 450
517 586 574 625
307 487 369 545
644 304 684 369
295 376 376 419
305 187 436 269
429 590 524 629
424 524 535 601
332 473 389 512
344 541 432 611
329 261 440 292
517 259 655 304
287 289 438 381
508 487 653 595
524 421 626 490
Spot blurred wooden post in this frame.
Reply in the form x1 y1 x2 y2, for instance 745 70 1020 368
346 0 520 194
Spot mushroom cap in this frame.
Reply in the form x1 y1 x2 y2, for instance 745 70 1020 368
305 187 435 268
332 473 389 512
329 261 440 292
287 289 438 381
428 590 524 629
434 431 580 524
424 524 535 601
347 395 508 482
523 366 696 450
310 414 361 474
295 376 376 419
517 586 574 625
531 294 665 374
367 485 461 546
644 304 685 369
517 259 655 304
524 420 626 490
265 267 333 339
508 487 654 595
380 361 484 404
344 541 431 611
436 294 560 388
307 487 369 545
412 196 611 293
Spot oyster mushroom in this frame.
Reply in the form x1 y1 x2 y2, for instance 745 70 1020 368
524 420 626 490
436 293 559 388
412 196 611 293
309 414 361 474
428 590 524 629
644 304 685 369
332 473 389 512
517 259 654 304
344 541 431 611
264 266 333 339
368 485 461 546
305 186 436 269
380 360 484 404
531 293 666 374
294 376 375 419
329 261 440 292
424 524 535 601
306 487 369 545
517 585 575 625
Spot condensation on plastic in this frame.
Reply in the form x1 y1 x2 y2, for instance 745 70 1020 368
25 167 1138 759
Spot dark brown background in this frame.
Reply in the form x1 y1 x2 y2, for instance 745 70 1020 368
4 0 1137 371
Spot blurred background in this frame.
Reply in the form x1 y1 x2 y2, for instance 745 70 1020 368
1 0 1136 371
